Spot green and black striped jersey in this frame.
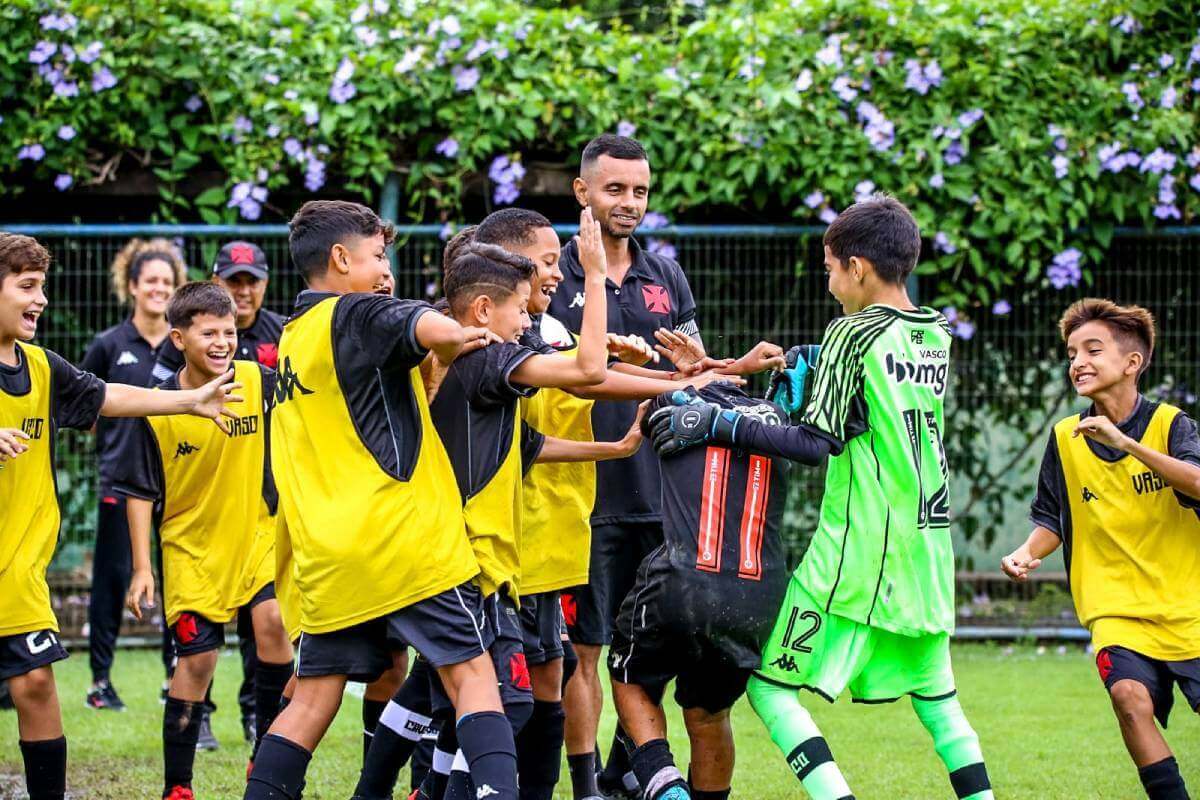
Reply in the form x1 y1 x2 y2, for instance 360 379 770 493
797 304 956 636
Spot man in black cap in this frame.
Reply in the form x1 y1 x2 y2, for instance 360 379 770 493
153 240 286 748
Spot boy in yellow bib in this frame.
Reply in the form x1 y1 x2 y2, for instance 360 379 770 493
117 282 294 800
0 233 240 800
1004 298 1200 800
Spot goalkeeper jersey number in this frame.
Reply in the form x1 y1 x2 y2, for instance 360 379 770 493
797 305 956 636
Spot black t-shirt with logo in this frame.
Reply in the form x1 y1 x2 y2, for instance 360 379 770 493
80 319 168 496
547 237 700 526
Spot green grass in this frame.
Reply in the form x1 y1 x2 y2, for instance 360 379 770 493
2 644 1197 798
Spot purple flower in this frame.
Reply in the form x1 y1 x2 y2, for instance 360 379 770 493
54 173 73 191
1052 154 1069 179
439 222 455 241
79 42 102 64
1120 81 1143 109
513 23 531 42
438 15 461 36
904 58 942 94
465 38 494 61
329 81 356 103
53 78 79 98
815 36 842 69
941 306 958 323
1154 203 1181 220
234 116 253 134
266 124 281 139
1158 176 1176 204
18 144 45 161
832 75 858 103
351 3 370 23
1047 248 1082 289
647 239 678 260
40 13 76 31
933 232 956 254
262 72 280 85
804 191 825 209
452 65 480 92
818 207 838 224
29 41 57 64
283 138 303 159
92 67 117 92
957 108 984 128
992 300 1012 316
57 125 76 141
854 180 875 201
794 69 813 91
929 173 945 189
435 137 459 158
304 156 326 192
1110 14 1141 34
354 26 379 47
1159 53 1175 69
184 95 203 112
60 44 76 63
641 212 669 230
304 107 320 126
1140 148 1176 174
489 155 513 183
1190 173 1200 193
617 120 636 138
738 56 764 81
395 46 424 74
373 0 389 12
1160 86 1177 109
944 141 965 166
1189 43 1200 70
494 183 520 205
856 102 894 151
953 320 975 340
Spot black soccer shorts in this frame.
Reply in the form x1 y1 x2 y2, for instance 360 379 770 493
1097 645 1200 727
566 521 662 646
170 582 277 657
518 590 565 666
430 592 533 714
0 629 69 681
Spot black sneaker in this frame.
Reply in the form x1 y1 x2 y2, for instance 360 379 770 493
241 713 257 744
85 679 127 711
597 770 640 800
196 709 220 751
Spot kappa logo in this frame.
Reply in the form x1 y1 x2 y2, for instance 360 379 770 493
116 350 140 366
476 786 500 799
274 356 314 405
770 653 800 673
1081 486 1098 503
642 284 671 314
569 291 585 309
174 441 201 459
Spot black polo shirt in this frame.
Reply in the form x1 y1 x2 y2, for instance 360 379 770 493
152 307 286 383
546 236 700 526
79 319 169 497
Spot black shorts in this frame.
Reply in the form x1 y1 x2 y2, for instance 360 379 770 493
0 630 69 682
1097 645 1200 727
519 590 565 666
565 521 662 646
297 582 492 683
171 583 277 657
431 593 533 715
609 550 785 714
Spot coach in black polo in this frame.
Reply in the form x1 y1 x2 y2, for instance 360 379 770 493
546 133 702 798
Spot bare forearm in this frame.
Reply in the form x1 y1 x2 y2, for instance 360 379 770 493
610 362 671 380
1021 526 1062 560
573 275 609 383
126 498 155 572
571 371 683 401
102 384 194 418
415 311 465 364
537 436 633 463
1124 439 1200 500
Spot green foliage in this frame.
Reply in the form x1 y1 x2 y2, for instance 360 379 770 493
2 0 1197 304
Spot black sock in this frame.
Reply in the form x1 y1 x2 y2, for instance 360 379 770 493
245 734 312 800
418 722 458 800
410 727 438 792
567 751 600 798
457 711 518 800
630 739 688 800
690 789 729 800
600 725 638 792
561 640 578 691
19 737 66 800
445 754 473 800
1139 756 1189 800
516 700 565 800
163 697 202 795
354 693 439 799
253 661 293 760
361 698 387 763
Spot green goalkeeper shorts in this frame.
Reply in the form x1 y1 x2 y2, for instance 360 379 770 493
755 576 956 703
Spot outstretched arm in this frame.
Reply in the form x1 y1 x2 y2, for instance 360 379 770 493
569 367 742 401
1074 414 1200 501
537 403 645 463
102 371 243 433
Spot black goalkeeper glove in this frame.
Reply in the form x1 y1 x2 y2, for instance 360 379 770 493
648 398 743 458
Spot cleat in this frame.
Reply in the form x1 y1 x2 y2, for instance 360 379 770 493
85 679 127 711
196 709 220 751
164 786 195 800
241 714 256 744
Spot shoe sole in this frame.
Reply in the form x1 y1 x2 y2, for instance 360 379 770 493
83 700 127 711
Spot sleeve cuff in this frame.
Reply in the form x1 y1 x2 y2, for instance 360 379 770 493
502 348 540 398
112 482 158 502
1029 514 1061 537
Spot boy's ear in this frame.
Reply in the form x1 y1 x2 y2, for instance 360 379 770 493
1125 350 1144 376
329 243 351 276
470 293 492 324
169 328 186 352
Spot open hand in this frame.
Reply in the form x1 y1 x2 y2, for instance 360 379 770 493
607 333 658 366
575 207 607 279
653 328 709 374
189 370 244 435
616 401 649 457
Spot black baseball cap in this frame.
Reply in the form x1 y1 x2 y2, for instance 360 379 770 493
213 241 269 280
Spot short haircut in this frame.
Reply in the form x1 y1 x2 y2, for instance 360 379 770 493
0 233 51 283
109 237 187 304
581 134 648 173
474 208 553 250
443 243 534 316
823 193 922 284
441 225 478 278
167 281 236 329
288 200 396 281
1059 298 1156 374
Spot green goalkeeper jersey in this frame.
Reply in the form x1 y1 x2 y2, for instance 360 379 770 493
798 304 955 636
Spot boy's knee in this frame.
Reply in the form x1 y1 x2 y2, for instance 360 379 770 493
11 667 56 705
1109 680 1155 724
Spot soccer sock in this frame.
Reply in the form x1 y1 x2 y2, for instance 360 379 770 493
629 739 690 800
361 698 386 763
747 676 854 800
19 737 66 800
690 790 730 800
599 724 637 788
245 734 311 800
416 721 458 800
162 697 202 795
354 698 438 799
911 695 993 800
567 751 601 799
516 699 566 800
253 660 293 761
1138 756 1189 800
456 711 518 800
410 725 439 792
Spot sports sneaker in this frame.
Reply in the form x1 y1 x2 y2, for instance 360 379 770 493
85 679 127 711
164 786 195 800
160 681 170 705
241 713 256 743
196 710 220 751
597 771 640 800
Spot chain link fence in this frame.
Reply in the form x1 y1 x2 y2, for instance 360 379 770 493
9 223 1199 632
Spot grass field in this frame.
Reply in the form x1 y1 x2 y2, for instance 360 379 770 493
1 643 1197 799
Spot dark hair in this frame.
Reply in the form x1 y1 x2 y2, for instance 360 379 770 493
443 243 535 316
288 200 396 281
0 233 51 282
474 208 554 251
167 281 236 329
822 193 921 284
441 225 478 277
1059 298 1156 375
581 134 649 172
109 238 187 304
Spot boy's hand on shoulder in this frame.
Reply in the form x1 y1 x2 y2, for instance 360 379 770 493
0 427 30 462
575 206 607 279
1073 414 1130 451
459 326 504 356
